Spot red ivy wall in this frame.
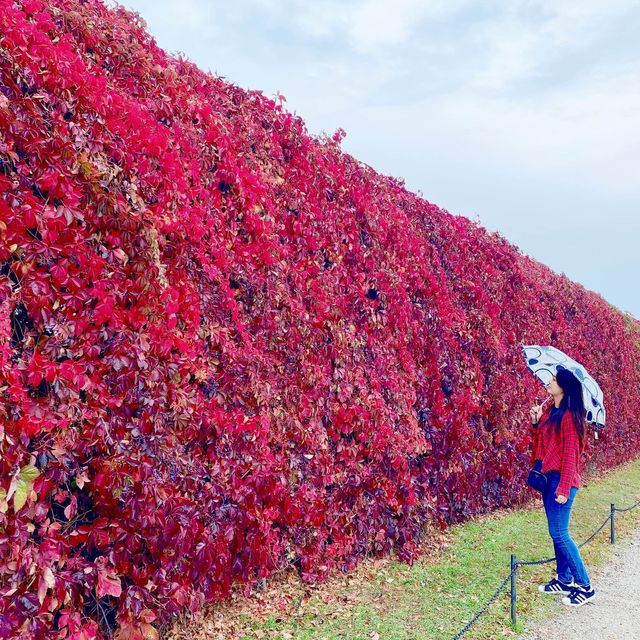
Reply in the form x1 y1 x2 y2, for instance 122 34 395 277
1 1 639 638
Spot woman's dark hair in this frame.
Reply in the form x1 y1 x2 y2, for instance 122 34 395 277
546 367 586 442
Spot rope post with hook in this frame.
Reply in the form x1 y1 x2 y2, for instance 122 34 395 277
610 503 615 544
510 554 518 627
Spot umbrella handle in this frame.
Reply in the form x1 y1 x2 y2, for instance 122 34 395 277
539 396 552 408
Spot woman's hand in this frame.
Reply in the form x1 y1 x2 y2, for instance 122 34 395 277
555 494 568 504
530 404 543 424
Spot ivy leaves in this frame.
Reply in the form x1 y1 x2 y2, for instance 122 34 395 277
1 1 639 639
3 464 40 513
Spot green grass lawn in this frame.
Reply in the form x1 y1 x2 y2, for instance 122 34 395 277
168 456 640 640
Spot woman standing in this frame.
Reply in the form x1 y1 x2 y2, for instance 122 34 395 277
529 367 596 607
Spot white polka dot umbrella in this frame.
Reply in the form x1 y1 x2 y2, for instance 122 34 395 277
521 344 606 428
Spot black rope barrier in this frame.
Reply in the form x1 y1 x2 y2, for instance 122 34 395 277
613 498 640 512
577 513 615 549
450 567 518 640
449 497 640 639
515 553 556 567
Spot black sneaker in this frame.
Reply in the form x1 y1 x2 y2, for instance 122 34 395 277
562 584 596 607
538 577 576 595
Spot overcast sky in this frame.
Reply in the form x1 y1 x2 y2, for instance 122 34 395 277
117 0 640 318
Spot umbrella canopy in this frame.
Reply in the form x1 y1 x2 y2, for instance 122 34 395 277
521 344 606 426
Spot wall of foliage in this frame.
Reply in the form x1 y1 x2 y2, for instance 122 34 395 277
1 0 639 638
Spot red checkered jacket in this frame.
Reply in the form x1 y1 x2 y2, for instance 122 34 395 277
530 404 584 498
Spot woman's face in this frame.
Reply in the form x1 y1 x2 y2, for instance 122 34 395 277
545 374 564 396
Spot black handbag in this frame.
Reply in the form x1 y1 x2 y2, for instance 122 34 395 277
527 459 548 493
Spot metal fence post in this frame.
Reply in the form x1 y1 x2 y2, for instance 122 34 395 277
510 554 517 627
610 503 615 544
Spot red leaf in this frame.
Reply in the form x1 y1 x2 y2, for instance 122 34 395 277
96 569 122 599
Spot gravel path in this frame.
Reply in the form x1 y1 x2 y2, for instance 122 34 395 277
521 527 640 640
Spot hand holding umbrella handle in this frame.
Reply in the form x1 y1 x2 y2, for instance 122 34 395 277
530 405 543 424
530 395 551 424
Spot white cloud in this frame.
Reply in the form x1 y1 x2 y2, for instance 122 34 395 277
113 0 220 43
470 0 639 92
338 61 640 195
471 74 637 187
470 18 544 91
296 0 467 54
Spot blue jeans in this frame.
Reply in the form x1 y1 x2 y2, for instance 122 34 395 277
542 472 591 586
